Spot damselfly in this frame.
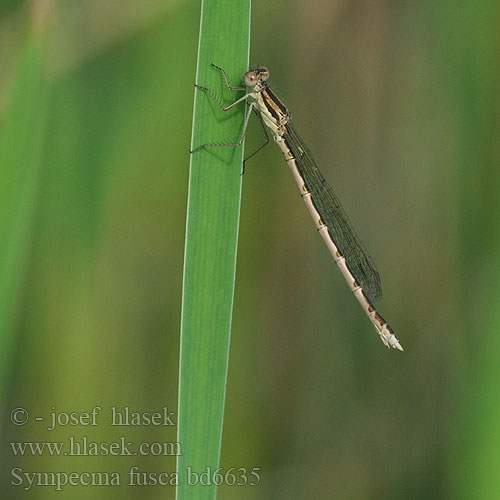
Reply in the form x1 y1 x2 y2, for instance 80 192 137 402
192 64 403 351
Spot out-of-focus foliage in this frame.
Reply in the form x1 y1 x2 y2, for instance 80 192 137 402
0 1 498 499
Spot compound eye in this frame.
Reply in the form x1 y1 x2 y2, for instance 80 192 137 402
259 67 269 81
244 71 258 87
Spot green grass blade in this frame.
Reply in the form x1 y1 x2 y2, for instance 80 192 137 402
0 18 49 397
177 0 251 498
443 1 500 498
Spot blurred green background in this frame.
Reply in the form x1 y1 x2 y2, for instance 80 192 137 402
1 0 499 498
